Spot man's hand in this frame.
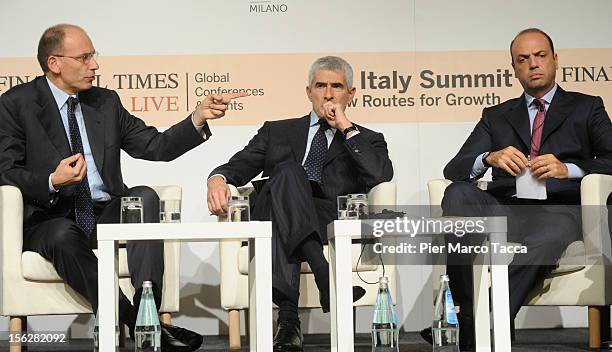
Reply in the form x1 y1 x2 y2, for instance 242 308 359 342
485 146 529 176
530 154 568 180
192 92 250 125
207 175 231 215
51 154 87 188
321 101 353 131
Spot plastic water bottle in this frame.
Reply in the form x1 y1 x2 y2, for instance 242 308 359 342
92 309 119 351
433 274 459 351
134 281 162 351
371 276 399 351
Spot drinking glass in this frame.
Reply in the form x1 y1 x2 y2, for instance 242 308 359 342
120 197 143 223
227 195 250 222
346 194 368 219
160 199 181 223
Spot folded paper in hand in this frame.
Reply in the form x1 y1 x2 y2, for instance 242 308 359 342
516 169 547 200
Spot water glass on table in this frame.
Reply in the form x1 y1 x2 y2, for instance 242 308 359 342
227 195 250 222
347 193 368 219
337 195 358 219
120 197 143 223
160 199 181 223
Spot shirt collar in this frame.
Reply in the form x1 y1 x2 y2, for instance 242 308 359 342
46 76 78 110
524 83 557 108
309 111 337 132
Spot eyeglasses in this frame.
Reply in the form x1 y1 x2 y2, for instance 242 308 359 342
51 51 99 64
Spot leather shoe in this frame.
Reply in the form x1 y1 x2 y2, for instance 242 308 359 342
419 326 433 344
319 285 366 313
161 323 203 352
601 341 612 349
273 320 303 351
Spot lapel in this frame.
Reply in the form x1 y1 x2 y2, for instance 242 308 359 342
540 86 574 146
34 78 72 159
79 90 105 173
503 95 531 150
324 129 345 165
289 115 311 163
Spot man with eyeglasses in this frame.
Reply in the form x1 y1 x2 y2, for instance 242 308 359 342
0 24 246 351
50 50 99 64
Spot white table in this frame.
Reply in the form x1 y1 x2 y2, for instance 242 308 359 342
327 216 510 352
96 221 273 352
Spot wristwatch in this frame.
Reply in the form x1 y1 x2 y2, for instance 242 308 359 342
482 152 491 168
343 125 358 136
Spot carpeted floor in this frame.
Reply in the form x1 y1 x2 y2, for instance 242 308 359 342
0 328 605 351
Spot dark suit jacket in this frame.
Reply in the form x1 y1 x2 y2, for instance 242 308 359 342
209 115 393 201
0 76 207 227
444 86 612 202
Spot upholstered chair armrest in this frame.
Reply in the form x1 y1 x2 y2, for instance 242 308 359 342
0 185 24 290
580 174 612 259
150 185 182 312
427 179 453 217
218 184 254 309
368 181 396 207
427 179 489 217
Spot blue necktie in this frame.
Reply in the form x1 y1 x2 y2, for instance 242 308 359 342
303 119 330 183
66 97 96 235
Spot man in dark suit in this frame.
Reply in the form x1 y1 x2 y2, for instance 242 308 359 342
0 24 246 351
429 28 612 349
207 56 393 351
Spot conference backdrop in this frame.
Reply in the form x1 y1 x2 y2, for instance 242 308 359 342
1 0 611 337
3 50 611 125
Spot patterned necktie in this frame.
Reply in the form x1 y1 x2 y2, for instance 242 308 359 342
303 119 330 183
66 97 96 235
530 98 547 159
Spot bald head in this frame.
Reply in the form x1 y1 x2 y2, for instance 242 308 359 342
37 24 87 72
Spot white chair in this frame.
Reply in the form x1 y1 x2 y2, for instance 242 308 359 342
219 181 398 349
0 185 182 350
428 174 612 348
